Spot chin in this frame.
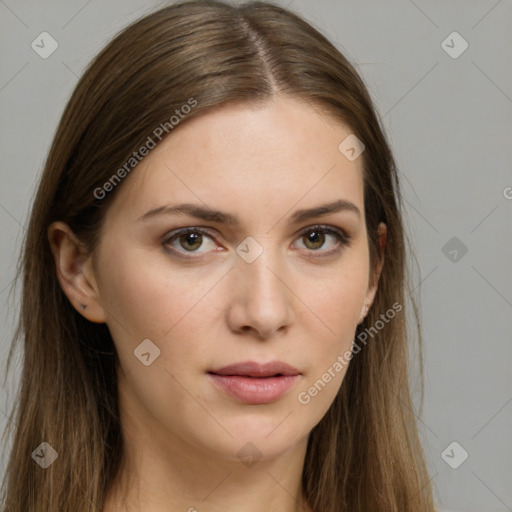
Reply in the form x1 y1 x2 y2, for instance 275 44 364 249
187 412 310 463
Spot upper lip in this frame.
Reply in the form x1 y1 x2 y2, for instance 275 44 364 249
209 361 301 377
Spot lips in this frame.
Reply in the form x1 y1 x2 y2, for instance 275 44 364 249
209 360 301 378
208 361 301 404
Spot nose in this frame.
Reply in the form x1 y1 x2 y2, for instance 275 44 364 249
226 245 295 340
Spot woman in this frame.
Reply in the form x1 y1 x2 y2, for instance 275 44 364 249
1 1 437 510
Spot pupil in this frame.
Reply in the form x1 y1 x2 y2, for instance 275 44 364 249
182 233 201 250
306 230 324 249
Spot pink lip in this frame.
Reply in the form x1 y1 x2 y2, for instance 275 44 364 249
208 361 301 404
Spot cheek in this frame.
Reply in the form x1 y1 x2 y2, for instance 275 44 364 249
310 273 365 323
96 244 216 339
95 243 227 393
95 247 219 419
303 255 369 335
294 254 369 399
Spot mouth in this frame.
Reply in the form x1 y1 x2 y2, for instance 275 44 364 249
208 361 301 404
209 360 301 378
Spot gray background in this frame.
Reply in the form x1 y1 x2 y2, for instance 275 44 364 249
1 1 511 511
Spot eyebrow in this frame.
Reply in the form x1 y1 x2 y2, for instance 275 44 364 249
137 199 361 225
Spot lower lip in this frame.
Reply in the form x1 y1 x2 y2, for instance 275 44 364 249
208 374 300 404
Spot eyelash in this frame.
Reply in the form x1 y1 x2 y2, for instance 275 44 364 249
162 224 352 259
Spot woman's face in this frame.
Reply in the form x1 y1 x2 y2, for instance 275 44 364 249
85 95 384 463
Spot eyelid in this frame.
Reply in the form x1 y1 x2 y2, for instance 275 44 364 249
162 224 352 257
161 226 219 256
291 224 352 255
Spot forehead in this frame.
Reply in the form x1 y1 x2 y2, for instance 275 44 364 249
106 96 365 223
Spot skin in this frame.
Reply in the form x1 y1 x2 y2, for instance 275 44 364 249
49 95 386 512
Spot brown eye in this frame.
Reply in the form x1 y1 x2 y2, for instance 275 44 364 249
302 229 326 250
178 232 203 251
294 225 351 255
163 228 217 255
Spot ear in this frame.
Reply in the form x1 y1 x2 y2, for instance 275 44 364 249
358 222 387 324
47 221 107 323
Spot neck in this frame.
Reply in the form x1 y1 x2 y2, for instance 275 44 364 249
104 437 313 512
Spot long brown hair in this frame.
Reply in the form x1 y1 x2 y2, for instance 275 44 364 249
1 1 436 510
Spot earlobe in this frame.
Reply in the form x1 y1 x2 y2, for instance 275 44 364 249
47 221 107 323
357 302 370 325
